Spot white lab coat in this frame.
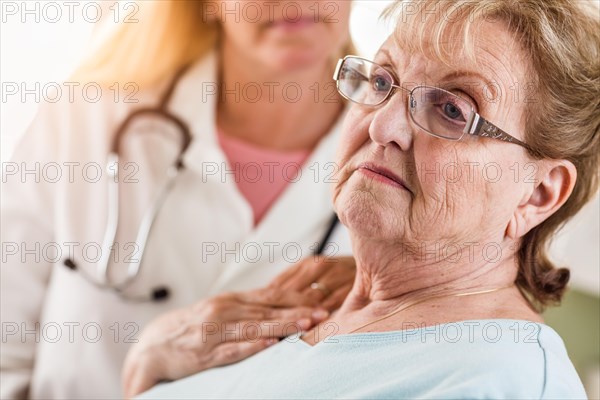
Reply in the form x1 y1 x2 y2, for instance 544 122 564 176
0 52 351 399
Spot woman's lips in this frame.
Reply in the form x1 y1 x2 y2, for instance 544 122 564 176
357 163 411 192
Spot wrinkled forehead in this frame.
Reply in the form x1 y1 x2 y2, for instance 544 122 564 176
382 1 527 75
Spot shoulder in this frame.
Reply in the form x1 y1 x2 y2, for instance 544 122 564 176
535 323 588 399
449 320 587 399
381 320 586 399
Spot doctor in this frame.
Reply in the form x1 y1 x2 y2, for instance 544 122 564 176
1 1 355 398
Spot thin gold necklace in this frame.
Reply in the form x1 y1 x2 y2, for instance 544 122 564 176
347 284 513 334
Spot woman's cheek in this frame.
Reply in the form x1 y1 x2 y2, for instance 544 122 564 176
414 146 487 227
412 142 460 198
339 108 369 149
335 112 369 175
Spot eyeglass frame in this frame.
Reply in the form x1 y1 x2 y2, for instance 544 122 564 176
333 55 533 152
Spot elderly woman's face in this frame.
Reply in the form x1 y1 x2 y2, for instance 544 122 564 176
334 22 535 248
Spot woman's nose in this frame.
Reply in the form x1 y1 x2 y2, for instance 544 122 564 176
368 93 414 151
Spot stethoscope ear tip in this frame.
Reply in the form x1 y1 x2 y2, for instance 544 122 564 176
64 258 77 270
151 287 170 302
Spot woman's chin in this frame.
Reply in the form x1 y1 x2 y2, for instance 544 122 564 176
336 189 404 240
267 51 324 72
256 39 331 73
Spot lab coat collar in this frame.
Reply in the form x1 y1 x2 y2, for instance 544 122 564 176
207 110 347 292
164 51 350 292
167 51 223 174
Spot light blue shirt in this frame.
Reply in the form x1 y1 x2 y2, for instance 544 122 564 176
139 319 587 399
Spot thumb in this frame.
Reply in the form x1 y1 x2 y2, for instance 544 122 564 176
122 355 162 399
123 372 158 399
235 287 316 307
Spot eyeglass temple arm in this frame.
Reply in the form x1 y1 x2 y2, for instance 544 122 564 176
466 113 531 151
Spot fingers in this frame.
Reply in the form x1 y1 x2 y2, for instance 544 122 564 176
268 261 303 289
192 293 330 342
195 292 319 322
234 287 320 308
301 265 354 302
196 299 329 339
208 339 278 369
263 256 357 311
232 304 324 323
277 256 332 292
219 319 311 341
237 258 355 313
217 306 330 339
274 256 356 296
320 284 352 311
329 256 357 271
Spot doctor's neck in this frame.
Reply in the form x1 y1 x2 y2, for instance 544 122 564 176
215 39 344 152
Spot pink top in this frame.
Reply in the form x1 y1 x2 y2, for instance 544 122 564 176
217 130 311 226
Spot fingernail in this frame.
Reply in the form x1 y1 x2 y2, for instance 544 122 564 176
312 309 329 321
296 318 312 330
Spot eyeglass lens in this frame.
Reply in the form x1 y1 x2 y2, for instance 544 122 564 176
337 57 476 140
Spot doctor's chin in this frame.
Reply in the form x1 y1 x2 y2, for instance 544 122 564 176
1 1 599 399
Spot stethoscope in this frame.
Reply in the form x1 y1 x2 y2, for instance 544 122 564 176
63 64 340 302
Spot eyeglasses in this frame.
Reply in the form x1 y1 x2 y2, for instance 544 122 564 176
333 56 531 151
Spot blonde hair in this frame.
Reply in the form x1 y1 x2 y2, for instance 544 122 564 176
385 0 600 311
73 1 216 88
73 1 355 88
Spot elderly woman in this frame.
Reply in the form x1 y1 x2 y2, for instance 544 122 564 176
138 0 598 398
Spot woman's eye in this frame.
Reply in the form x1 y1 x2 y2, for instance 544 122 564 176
372 75 392 92
443 102 465 121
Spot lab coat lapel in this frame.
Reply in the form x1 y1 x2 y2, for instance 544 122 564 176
163 51 347 293
208 112 347 293
170 51 254 230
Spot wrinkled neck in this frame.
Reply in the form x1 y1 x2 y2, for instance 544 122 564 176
340 234 519 314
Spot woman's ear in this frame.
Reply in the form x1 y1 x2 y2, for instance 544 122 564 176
505 160 577 240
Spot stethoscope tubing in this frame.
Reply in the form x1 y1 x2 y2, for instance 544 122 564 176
64 63 339 302
63 65 194 301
